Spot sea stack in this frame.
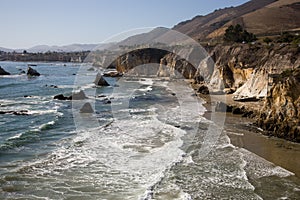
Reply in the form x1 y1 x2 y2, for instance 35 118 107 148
27 67 40 76
80 102 94 113
0 66 10 75
94 73 110 86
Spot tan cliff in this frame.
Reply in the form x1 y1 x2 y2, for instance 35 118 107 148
205 44 300 100
256 67 300 142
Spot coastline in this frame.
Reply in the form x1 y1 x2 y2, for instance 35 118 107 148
196 91 300 178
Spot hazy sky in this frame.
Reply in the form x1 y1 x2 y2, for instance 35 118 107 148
0 0 249 49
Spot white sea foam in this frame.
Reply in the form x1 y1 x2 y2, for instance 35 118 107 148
7 133 23 140
239 148 295 178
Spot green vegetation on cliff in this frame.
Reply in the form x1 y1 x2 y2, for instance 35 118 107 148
223 24 257 43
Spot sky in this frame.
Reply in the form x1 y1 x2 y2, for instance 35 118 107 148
0 0 249 49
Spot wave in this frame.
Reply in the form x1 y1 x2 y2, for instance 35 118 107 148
0 119 58 151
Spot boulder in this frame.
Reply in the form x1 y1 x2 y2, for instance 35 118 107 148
54 94 69 100
198 84 209 95
94 73 110 86
103 100 111 104
103 71 123 77
80 103 94 113
27 67 40 76
54 90 87 101
0 66 10 75
71 90 87 100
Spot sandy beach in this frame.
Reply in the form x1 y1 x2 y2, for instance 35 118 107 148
199 91 300 178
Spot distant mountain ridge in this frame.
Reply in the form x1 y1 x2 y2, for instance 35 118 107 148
0 44 100 53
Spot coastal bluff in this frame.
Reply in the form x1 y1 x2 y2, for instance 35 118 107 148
106 43 299 142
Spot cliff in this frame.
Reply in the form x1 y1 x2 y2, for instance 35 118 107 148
203 43 300 142
108 43 300 142
256 67 300 142
205 44 300 100
108 48 198 79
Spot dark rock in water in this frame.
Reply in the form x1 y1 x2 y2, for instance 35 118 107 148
232 107 243 114
242 111 254 118
24 95 32 98
171 93 176 96
215 101 233 112
54 94 69 100
80 102 94 113
104 100 111 104
0 66 10 75
27 67 40 76
19 70 26 74
72 73 76 75
198 84 209 95
103 71 123 77
71 90 87 100
50 85 58 88
94 73 110 86
0 110 29 115
97 95 106 98
54 90 87 101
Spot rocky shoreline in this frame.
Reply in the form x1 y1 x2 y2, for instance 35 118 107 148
194 84 300 177
194 82 300 143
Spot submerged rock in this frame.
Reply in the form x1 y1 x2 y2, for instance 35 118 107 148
0 66 10 75
27 67 40 76
19 70 26 74
80 102 94 113
94 73 110 86
0 110 29 115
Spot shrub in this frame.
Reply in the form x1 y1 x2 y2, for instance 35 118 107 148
223 24 257 43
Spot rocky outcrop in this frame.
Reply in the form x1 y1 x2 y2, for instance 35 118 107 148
0 66 10 75
27 67 40 76
205 44 300 99
108 48 200 79
54 90 87 100
256 67 300 142
80 103 94 113
197 43 300 141
94 73 110 86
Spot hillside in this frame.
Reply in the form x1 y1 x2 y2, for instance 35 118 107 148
173 0 300 41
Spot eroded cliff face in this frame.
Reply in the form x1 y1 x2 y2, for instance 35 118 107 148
204 44 300 141
206 44 300 99
109 48 200 79
107 44 300 141
256 68 300 142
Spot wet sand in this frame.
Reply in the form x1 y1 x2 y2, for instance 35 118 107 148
224 113 300 178
199 92 300 178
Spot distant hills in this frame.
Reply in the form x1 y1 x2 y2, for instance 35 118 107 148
173 0 300 41
1 0 299 53
0 44 100 53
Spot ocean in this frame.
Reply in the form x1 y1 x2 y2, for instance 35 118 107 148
0 61 299 199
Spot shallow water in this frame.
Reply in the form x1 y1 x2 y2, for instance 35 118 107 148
0 61 299 199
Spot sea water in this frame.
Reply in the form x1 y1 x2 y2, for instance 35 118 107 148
0 61 299 199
